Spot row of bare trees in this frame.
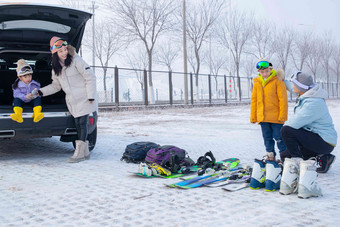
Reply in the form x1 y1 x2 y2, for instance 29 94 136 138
61 0 340 102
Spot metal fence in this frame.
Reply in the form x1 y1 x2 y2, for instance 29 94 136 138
94 66 339 106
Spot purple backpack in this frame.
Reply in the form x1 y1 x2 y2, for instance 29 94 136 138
145 145 191 172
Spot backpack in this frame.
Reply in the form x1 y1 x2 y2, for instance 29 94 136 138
121 142 160 163
145 145 194 173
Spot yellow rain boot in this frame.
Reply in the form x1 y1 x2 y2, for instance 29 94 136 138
10 107 24 123
33 106 44 123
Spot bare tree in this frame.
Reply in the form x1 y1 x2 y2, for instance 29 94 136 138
330 45 340 97
83 21 122 102
217 9 254 101
106 0 176 104
291 31 312 71
155 40 180 71
185 0 223 101
320 32 334 94
203 47 226 98
125 47 149 100
242 57 257 97
306 37 322 82
272 26 294 73
246 19 276 59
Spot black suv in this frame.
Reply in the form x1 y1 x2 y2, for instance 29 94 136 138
0 3 97 150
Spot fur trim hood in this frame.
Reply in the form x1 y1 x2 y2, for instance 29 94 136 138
67 45 76 57
276 68 285 81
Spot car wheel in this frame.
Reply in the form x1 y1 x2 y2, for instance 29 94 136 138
71 127 97 151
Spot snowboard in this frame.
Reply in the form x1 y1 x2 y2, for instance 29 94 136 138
132 165 200 179
216 158 240 169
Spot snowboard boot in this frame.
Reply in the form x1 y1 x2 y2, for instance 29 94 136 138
32 106 44 123
84 140 90 160
265 160 282 192
10 107 24 123
280 157 302 195
138 163 152 176
249 159 266 190
297 159 322 199
316 154 336 173
67 140 86 163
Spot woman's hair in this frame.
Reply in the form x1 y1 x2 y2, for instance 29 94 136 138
51 51 73 76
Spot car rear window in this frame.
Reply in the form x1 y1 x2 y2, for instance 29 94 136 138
0 20 71 33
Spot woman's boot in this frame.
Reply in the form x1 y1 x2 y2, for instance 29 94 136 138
67 140 86 163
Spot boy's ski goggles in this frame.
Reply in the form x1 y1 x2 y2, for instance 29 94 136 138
18 65 32 76
50 39 68 51
256 61 270 70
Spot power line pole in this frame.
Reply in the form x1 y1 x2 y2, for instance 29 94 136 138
183 0 188 104
90 1 98 74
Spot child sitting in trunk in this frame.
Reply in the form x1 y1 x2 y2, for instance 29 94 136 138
10 59 44 123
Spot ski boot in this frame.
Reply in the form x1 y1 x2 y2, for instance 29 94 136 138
280 157 302 195
298 159 322 199
265 160 282 192
249 159 266 190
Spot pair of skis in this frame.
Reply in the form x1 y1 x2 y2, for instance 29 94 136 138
166 163 251 191
166 169 250 190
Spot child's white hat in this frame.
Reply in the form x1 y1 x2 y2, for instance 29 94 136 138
16 59 33 77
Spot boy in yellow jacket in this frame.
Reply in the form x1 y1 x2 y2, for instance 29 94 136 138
249 59 288 191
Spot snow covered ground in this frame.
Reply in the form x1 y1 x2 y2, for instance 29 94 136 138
1 100 339 226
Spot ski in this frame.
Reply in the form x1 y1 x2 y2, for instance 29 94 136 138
166 173 217 188
178 175 228 189
205 175 251 188
222 182 250 192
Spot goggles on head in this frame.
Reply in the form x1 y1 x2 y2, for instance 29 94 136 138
18 65 32 76
290 71 315 90
256 61 270 70
50 39 68 51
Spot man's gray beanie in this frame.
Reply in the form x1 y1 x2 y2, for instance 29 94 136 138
292 72 314 92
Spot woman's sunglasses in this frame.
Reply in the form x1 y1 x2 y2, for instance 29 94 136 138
50 39 68 51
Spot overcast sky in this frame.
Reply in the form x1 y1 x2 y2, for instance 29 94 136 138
235 0 340 42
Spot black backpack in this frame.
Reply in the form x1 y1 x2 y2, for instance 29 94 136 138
121 142 160 163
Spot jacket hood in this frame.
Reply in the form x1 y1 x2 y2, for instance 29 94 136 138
301 84 328 99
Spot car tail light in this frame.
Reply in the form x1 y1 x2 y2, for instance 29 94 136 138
89 117 94 125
